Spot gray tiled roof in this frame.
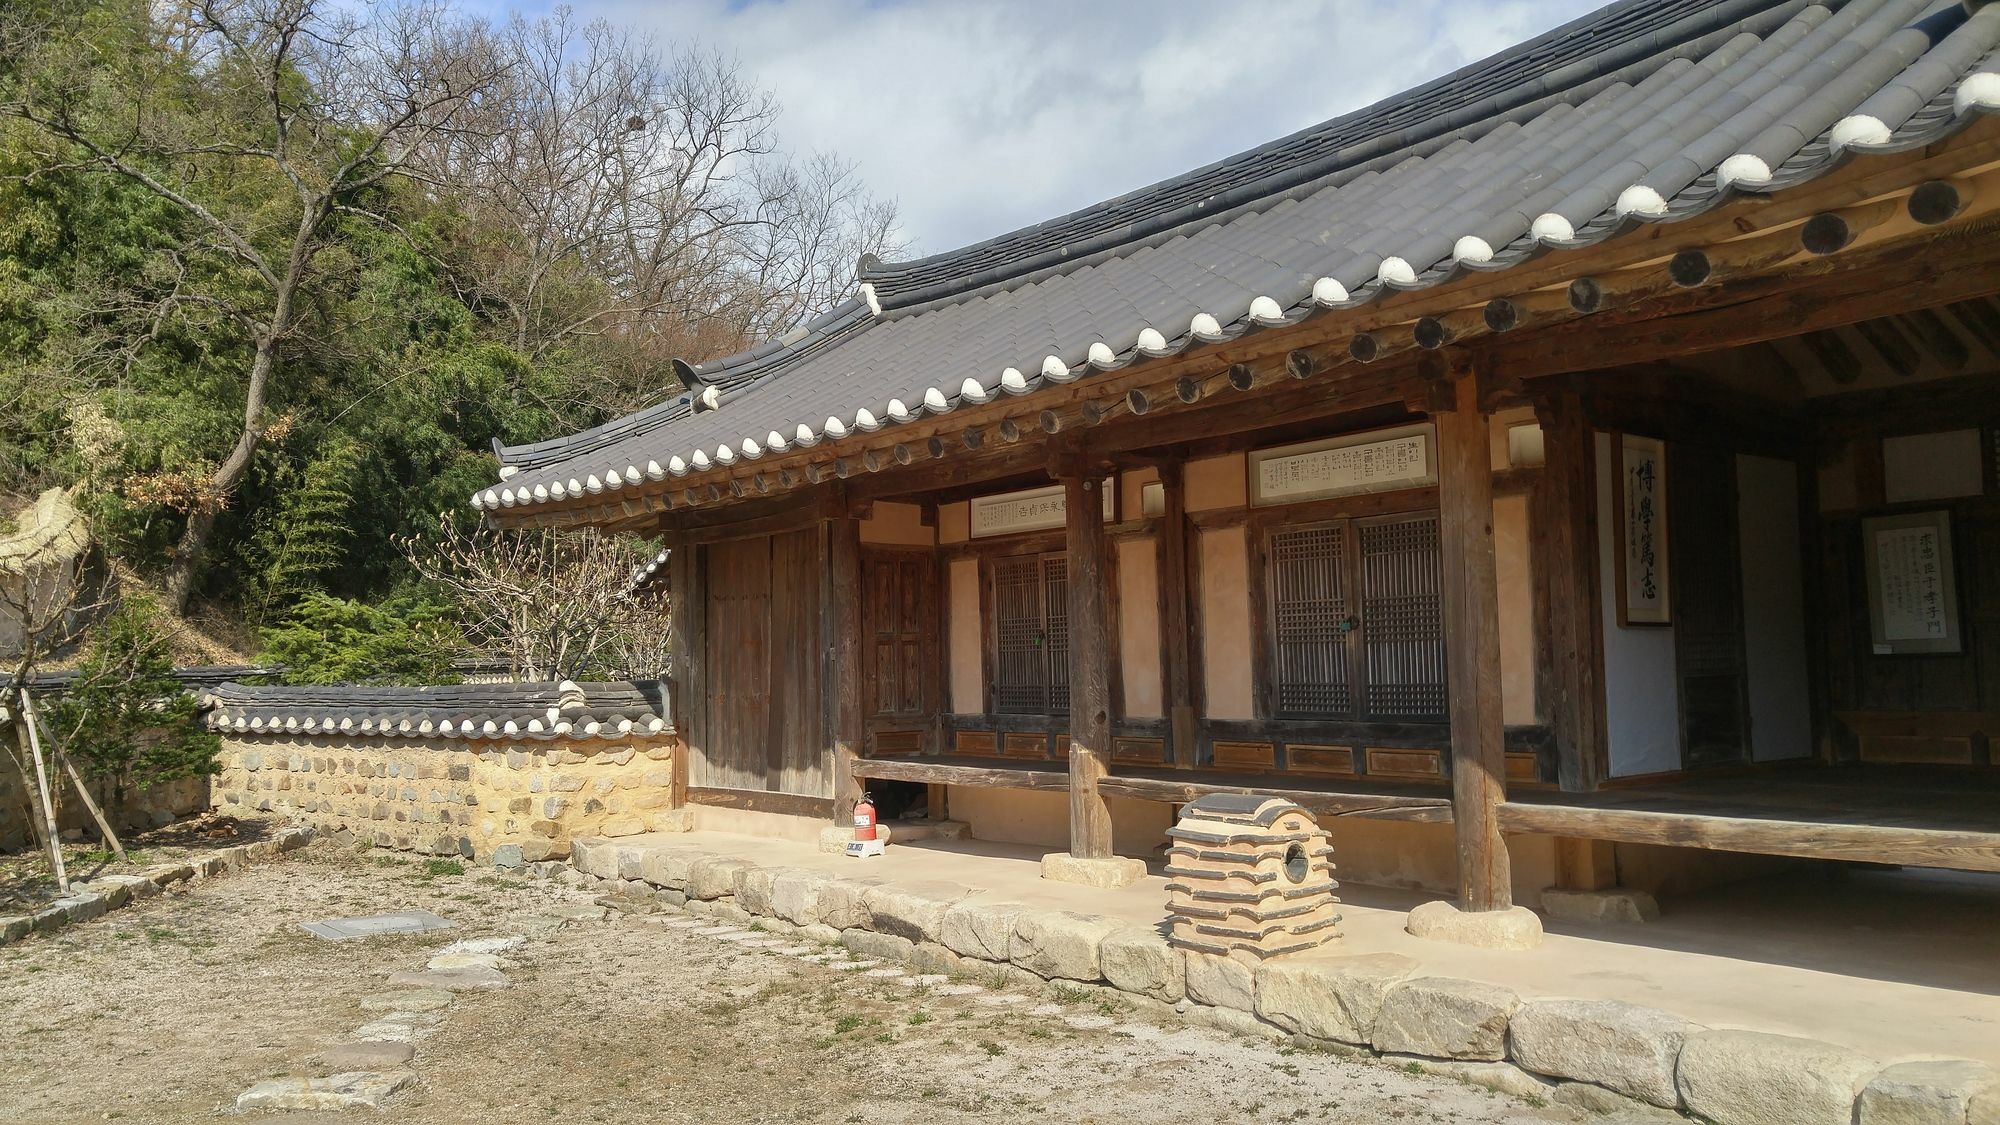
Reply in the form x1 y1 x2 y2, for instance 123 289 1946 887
201 680 671 741
480 0 2000 516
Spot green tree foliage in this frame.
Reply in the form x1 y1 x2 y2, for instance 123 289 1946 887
257 592 462 686
44 595 219 808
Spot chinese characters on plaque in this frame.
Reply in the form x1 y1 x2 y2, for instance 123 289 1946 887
1863 511 1961 654
968 479 1115 538
1248 424 1436 506
1615 434 1670 626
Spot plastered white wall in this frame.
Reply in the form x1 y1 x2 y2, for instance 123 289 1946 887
1598 432 1681 777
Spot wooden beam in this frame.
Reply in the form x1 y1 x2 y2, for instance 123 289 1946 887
687 787 836 820
1897 308 1970 371
827 517 864 822
1436 355 1511 912
1063 472 1115 859
1095 772 1453 823
1157 461 1197 768
1532 392 1606 793
852 755 1069 792
1497 801 2000 873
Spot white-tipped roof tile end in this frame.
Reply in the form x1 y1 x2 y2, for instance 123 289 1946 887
1247 295 1284 322
959 376 989 403
1453 235 1495 263
1190 312 1223 339
1377 257 1417 285
1311 277 1349 305
1086 341 1116 366
1716 153 1772 189
1136 327 1169 352
1955 71 2000 114
860 282 882 316
1530 212 1576 242
1615 183 1669 217
922 386 950 413
1830 114 1891 150
1000 367 1029 393
1040 355 1071 382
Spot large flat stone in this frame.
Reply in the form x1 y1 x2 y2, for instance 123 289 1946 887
385 967 510 991
1677 1030 1879 1125
1254 951 1420 1046
1099 927 1184 1004
1404 901 1543 949
1509 997 1694 1109
312 1041 415 1074
1372 977 1519 1062
358 988 455 1013
236 1071 415 1110
301 910 454 942
687 856 753 901
813 878 879 931
637 847 708 891
1039 852 1147 888
863 881 972 944
841 928 916 962
1009 910 1120 982
1541 888 1661 925
939 900 1024 962
570 838 620 880
1859 1058 2000 1125
1184 952 1255 1011
426 952 512 972
768 870 834 926
733 866 783 916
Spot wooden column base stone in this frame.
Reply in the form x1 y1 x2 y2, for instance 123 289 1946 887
1405 900 1544 950
1541 888 1661 925
1040 852 1148 888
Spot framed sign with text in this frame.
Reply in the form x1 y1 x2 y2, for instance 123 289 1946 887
1248 423 1436 507
1613 433 1670 626
968 479 1115 538
1862 510 1960 654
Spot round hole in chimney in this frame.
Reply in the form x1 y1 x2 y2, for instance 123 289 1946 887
1283 842 1309 884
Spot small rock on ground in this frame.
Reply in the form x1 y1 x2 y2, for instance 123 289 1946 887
236 1070 415 1110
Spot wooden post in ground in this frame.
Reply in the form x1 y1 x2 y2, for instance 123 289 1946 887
1436 356 1511 912
1553 837 1617 892
21 691 126 862
1533 391 1607 793
1062 470 1114 860
1157 461 1198 768
16 690 69 892
827 516 864 822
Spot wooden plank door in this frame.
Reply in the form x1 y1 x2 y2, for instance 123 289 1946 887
1671 445 1751 768
701 536 772 791
864 554 931 718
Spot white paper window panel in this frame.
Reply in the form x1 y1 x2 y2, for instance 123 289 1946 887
1882 430 1983 504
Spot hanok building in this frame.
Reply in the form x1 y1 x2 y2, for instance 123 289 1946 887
475 0 2000 934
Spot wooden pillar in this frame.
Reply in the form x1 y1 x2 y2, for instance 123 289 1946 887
667 543 705 803
1553 837 1618 892
1436 357 1512 912
1157 461 1198 768
1533 391 1606 793
827 516 864 821
1064 472 1115 859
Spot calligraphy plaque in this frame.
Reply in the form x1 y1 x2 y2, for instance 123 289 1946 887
1863 510 1960 654
1614 434 1670 626
1248 423 1436 507
969 479 1114 538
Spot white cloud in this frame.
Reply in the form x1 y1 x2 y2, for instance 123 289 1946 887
570 0 1603 256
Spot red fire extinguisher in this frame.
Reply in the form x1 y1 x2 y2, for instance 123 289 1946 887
853 793 878 842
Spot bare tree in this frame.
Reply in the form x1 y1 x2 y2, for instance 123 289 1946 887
402 514 668 683
0 0 506 613
423 9 906 416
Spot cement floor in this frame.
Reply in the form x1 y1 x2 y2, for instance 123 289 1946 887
643 828 2000 1069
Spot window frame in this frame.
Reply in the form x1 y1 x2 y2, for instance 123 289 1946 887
984 549 1072 717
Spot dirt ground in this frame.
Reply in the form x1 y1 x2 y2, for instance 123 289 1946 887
0 811 274 912
0 839 1589 1124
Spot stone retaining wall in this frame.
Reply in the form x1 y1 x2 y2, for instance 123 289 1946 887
0 756 209 853
212 735 682 863
567 837 1999 1125
0 825 315 945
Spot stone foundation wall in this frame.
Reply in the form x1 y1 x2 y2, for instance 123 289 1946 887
1 754 209 853
211 734 681 863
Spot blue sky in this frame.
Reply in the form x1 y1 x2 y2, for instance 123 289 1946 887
467 0 1605 257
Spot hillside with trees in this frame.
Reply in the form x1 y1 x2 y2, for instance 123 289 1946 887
0 0 902 671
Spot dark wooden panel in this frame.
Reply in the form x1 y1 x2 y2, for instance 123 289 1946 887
954 731 999 756
1671 443 1749 769
1286 745 1356 776
1002 732 1051 759
1112 736 1166 764
769 526 827 796
702 536 773 792
1212 740 1277 771
1365 746 1444 780
870 729 925 757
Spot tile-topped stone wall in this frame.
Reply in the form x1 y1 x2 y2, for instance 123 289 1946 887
211 734 680 863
